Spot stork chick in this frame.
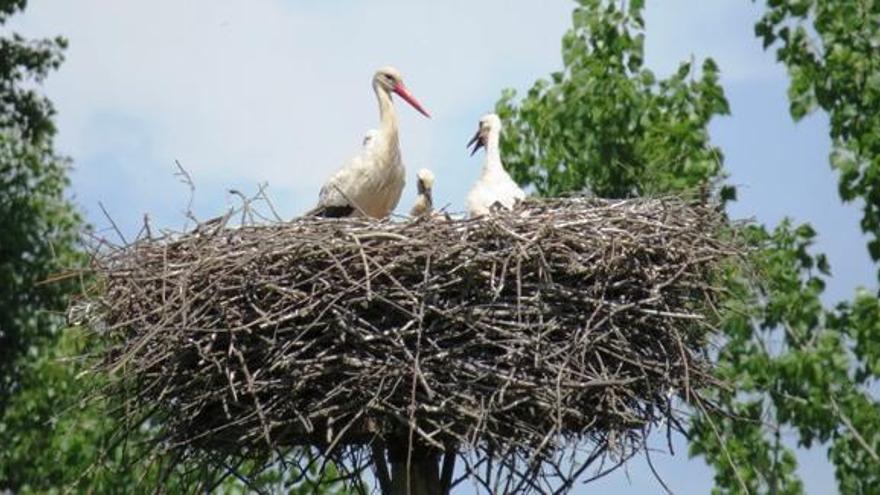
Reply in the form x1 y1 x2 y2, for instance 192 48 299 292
309 67 430 219
409 168 435 218
466 114 525 218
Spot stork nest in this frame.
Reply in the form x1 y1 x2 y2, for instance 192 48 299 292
81 196 740 493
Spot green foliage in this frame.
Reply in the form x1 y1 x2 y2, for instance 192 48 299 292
0 4 355 492
756 0 880 278
0 330 148 493
0 0 25 25
0 0 65 144
0 33 67 142
0 330 354 494
696 221 880 493
496 0 730 199
497 0 880 493
0 0 81 416
0 1 107 491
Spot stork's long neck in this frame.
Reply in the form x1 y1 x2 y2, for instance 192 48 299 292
483 128 504 175
374 83 399 144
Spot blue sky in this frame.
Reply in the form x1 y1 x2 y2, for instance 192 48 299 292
9 0 878 493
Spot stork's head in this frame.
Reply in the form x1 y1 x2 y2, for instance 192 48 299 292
374 66 431 118
468 113 503 155
416 168 435 195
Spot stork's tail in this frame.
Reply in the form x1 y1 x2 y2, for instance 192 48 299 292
303 204 355 218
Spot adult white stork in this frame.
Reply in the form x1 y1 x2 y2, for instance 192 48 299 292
466 114 525 218
409 168 435 218
308 67 430 218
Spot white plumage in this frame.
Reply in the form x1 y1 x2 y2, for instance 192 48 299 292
310 67 430 219
466 114 525 218
409 168 435 218
362 129 380 149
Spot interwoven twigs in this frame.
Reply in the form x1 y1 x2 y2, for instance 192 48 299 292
83 196 739 493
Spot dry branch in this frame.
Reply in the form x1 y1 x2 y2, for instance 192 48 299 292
79 196 740 493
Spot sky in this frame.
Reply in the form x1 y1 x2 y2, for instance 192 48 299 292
7 0 878 493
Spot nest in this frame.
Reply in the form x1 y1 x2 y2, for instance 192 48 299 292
83 196 738 493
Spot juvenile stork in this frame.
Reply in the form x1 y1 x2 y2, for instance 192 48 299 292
309 67 430 219
466 114 525 218
409 168 435 218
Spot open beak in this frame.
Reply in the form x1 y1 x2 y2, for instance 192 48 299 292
393 82 431 118
467 129 484 156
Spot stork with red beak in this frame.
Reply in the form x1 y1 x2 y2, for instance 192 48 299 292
309 67 430 218
466 113 525 218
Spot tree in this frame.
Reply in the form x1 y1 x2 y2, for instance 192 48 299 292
1 326 355 493
0 0 80 417
497 0 730 200
0 3 354 492
755 0 880 280
496 0 880 493
0 0 122 490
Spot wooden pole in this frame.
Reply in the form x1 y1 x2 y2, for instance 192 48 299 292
388 452 440 495
373 441 452 495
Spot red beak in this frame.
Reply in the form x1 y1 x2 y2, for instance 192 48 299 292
393 82 431 118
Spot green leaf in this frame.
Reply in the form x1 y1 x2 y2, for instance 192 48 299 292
868 239 880 262
496 2 880 493
720 185 737 202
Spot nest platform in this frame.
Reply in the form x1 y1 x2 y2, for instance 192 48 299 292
84 196 738 493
